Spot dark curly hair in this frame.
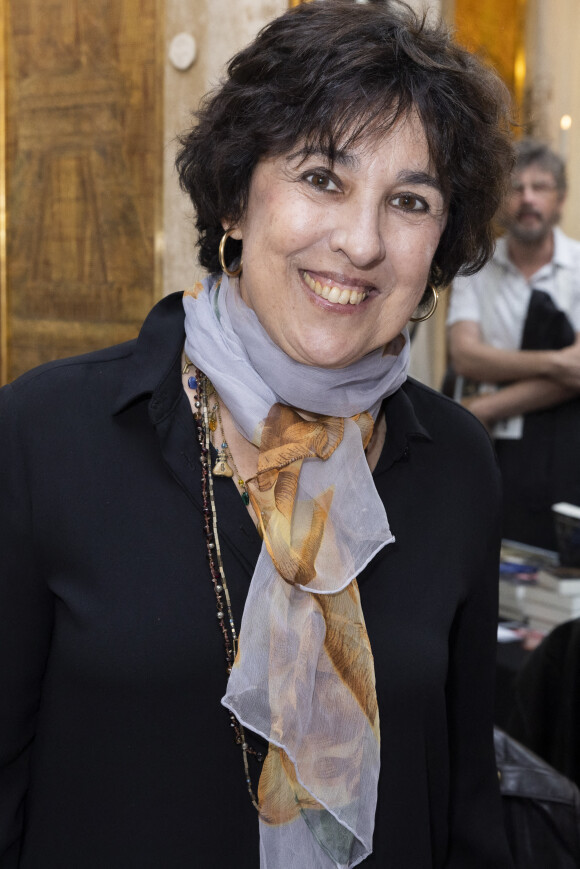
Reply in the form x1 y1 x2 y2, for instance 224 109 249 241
176 0 514 294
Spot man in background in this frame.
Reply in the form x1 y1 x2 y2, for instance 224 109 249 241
447 139 580 550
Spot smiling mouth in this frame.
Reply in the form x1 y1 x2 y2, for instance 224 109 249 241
302 271 369 306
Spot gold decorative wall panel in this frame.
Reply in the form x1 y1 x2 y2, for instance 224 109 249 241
453 0 527 110
2 0 163 383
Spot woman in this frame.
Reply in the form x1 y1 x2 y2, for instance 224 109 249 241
0 1 514 867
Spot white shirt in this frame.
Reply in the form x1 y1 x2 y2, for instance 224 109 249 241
446 227 580 438
447 227 580 343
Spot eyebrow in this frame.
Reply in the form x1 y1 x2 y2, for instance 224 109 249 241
395 170 444 195
285 146 360 169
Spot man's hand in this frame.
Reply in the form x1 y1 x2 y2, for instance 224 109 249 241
549 338 580 390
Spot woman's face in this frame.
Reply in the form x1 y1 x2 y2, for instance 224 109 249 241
227 112 448 369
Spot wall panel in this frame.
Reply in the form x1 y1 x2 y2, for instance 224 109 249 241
2 0 163 383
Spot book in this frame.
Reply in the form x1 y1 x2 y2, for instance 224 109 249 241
526 615 555 635
498 580 527 620
523 584 580 614
499 605 527 621
500 539 559 569
499 562 538 583
536 566 580 595
526 600 580 628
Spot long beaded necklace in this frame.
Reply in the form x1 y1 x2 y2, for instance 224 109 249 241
183 356 263 809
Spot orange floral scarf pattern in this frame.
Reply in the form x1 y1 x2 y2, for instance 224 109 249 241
223 405 382 867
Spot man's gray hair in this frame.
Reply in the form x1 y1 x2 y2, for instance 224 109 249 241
514 139 567 194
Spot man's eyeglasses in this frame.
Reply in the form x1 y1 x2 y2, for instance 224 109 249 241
510 181 559 196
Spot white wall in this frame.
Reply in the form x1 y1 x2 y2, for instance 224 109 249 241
404 0 446 390
525 0 580 238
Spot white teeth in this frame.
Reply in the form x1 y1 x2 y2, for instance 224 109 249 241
302 271 368 306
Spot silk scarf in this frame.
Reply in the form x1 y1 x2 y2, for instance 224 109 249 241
183 274 409 868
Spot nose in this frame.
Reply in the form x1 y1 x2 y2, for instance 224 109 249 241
518 184 536 206
328 199 386 268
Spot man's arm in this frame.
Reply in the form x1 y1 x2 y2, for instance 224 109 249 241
463 377 578 429
448 320 580 384
448 321 580 424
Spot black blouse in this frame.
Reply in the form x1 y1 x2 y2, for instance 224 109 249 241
0 293 513 868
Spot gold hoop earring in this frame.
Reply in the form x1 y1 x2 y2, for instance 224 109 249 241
218 230 243 278
410 284 439 323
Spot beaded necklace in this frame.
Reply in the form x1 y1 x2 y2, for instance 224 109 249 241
212 395 252 508
183 357 263 809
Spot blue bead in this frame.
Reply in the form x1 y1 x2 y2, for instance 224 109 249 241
188 375 198 390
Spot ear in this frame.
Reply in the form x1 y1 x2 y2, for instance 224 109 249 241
221 218 243 241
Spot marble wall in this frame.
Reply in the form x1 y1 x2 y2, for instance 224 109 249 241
525 0 580 239
162 0 286 295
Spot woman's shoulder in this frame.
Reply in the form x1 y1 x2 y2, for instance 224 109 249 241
6 340 135 392
403 376 494 442
0 340 138 431
2 291 186 407
397 377 500 482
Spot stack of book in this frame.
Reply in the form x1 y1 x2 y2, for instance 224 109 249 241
499 579 529 621
524 567 580 633
498 563 537 622
497 540 580 633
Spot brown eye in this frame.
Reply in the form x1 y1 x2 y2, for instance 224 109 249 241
305 172 339 192
392 194 427 212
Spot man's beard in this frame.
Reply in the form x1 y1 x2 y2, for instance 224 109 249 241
506 206 560 244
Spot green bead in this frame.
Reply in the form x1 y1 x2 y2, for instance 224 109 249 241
241 491 250 506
